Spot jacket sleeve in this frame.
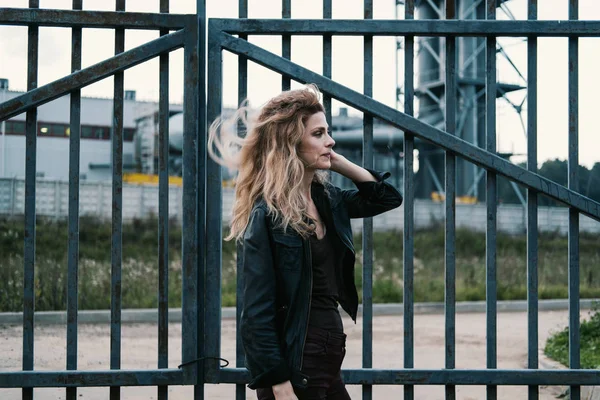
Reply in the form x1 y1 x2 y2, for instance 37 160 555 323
334 168 403 219
240 207 291 389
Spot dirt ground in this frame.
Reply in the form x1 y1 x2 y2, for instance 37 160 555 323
0 309 594 399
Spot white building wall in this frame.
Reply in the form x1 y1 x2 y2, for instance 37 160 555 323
1 89 183 181
1 90 158 127
349 200 599 235
4 135 134 181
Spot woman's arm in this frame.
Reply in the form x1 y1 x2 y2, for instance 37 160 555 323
241 207 292 390
329 150 377 183
272 381 298 400
328 149 403 219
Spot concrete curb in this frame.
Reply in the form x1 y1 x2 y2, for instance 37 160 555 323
0 299 597 326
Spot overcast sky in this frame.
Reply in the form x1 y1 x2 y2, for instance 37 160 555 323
0 0 599 168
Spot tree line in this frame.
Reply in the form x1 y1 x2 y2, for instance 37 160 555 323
498 159 600 206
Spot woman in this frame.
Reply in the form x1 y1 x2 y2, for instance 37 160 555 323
208 85 403 400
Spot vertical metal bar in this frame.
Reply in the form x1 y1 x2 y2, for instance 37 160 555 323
323 0 332 126
205 4 223 387
158 1 170 399
485 2 497 399
197 1 207 397
66 2 82 400
281 0 291 91
182 6 200 396
526 2 539 399
444 1 456 399
403 1 415 400
110 2 125 399
362 1 373 399
189 2 204 398
23 1 39 400
236 2 248 399
568 1 580 399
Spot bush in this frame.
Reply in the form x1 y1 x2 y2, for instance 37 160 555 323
544 302 600 369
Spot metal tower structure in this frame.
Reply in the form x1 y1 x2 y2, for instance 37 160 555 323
395 0 527 201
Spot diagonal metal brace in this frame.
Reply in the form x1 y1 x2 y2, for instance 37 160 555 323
0 29 185 122
214 30 600 222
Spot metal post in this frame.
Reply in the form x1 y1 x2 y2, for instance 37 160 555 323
526 1 539 399
485 1 498 398
235 1 248 399
0 85 5 177
66 2 82 398
362 1 374 399
23 1 39 399
158 2 170 400
444 1 457 399
568 2 580 399
182 7 200 393
323 0 332 126
403 2 416 399
282 0 291 91
205 14 223 385
110 1 126 399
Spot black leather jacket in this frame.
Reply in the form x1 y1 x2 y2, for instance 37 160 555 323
240 170 403 390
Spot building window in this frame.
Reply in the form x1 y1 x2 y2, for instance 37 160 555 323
37 123 71 137
81 126 93 139
81 125 109 140
51 124 68 137
4 120 25 135
3 120 134 141
98 127 109 140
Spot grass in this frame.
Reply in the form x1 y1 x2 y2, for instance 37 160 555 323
1 216 599 311
544 303 600 369
0 215 189 311
353 227 600 304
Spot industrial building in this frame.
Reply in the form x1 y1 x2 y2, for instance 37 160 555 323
0 77 407 191
0 0 527 204
0 77 182 182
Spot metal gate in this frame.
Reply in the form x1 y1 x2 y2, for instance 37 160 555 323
1 0 600 400
0 1 204 399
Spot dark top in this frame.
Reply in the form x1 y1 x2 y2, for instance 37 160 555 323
308 229 344 333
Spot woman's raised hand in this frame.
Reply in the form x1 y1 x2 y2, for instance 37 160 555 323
329 149 377 183
328 149 347 173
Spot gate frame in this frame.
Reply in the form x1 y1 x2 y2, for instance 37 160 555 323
0 3 207 399
206 3 600 400
1 1 600 400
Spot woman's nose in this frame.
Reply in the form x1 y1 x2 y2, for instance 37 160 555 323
327 136 335 148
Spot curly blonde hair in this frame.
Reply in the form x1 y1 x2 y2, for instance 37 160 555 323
208 84 329 241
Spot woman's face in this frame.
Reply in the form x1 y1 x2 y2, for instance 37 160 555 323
297 112 335 171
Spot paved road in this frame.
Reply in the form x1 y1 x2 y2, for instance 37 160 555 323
0 309 591 399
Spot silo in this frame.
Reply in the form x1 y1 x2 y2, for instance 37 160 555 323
396 0 524 200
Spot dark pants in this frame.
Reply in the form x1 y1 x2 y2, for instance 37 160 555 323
257 326 351 400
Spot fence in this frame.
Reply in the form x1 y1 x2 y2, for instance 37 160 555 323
2 177 599 236
207 2 600 400
2 0 600 399
0 177 184 222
